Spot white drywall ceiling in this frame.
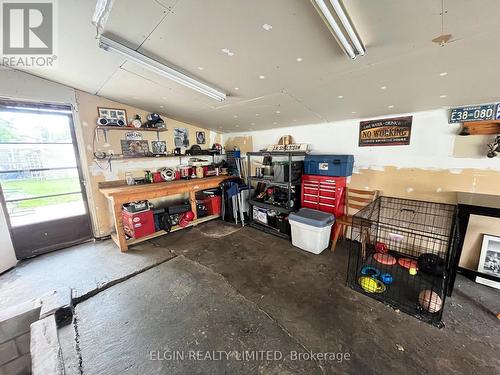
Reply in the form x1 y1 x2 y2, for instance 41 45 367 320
16 0 500 132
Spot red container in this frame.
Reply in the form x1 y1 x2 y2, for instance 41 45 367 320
301 175 346 218
121 209 155 238
204 195 221 216
152 172 163 183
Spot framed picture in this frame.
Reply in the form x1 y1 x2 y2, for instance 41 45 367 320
98 107 128 122
151 140 167 155
476 234 500 290
174 128 189 147
196 131 206 144
120 140 149 157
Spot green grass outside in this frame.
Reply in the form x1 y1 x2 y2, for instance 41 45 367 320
1 178 81 209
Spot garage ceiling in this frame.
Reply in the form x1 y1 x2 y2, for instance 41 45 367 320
20 0 500 132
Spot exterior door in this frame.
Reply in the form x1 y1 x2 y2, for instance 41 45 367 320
0 101 92 259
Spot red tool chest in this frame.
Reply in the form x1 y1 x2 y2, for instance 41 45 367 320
122 209 156 239
301 175 346 218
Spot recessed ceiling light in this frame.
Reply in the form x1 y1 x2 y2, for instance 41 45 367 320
197 66 204 71
262 23 273 31
162 96 167 99
233 115 238 118
234 87 239 90
352 111 357 114
255 113 260 116
273 122 278 125
296 57 303 62
235 124 240 127
251 122 255 125
276 110 281 114
160 105 164 108
337 95 344 99
388 105 395 109
259 75 265 79
218 126 223 128
439 72 448 77
293 119 297 122
440 94 448 98
380 86 387 90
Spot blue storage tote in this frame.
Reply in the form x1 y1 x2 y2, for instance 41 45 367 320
303 155 354 176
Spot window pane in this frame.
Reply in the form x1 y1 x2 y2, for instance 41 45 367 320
0 144 77 171
6 193 86 227
0 111 72 143
0 170 81 201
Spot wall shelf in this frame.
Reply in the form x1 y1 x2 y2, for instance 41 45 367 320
96 125 167 132
459 121 500 136
96 125 167 142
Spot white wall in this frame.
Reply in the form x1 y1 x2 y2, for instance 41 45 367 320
225 109 500 172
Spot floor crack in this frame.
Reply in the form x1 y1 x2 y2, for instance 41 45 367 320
73 312 84 375
72 254 178 306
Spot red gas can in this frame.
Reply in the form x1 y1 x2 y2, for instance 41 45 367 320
204 195 221 216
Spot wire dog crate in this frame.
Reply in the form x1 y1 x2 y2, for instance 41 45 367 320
347 196 459 327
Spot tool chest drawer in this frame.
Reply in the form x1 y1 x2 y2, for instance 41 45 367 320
300 175 346 217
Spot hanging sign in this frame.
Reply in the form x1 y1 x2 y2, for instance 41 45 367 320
125 131 142 140
266 143 308 152
359 116 412 147
449 104 497 123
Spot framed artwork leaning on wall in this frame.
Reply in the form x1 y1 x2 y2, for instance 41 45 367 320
476 234 500 290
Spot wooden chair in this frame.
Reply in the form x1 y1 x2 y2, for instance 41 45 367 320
330 188 378 252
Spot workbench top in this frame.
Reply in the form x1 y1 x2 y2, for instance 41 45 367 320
99 175 232 198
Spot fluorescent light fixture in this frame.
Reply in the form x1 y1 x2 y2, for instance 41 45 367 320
98 36 226 101
311 0 365 59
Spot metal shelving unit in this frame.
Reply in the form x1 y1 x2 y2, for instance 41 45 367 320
246 151 307 239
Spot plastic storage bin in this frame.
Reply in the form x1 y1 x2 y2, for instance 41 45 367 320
304 155 354 177
288 208 335 254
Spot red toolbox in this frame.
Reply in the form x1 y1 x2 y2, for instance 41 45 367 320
301 175 346 218
121 209 156 239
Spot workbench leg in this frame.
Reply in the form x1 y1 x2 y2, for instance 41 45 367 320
112 201 128 252
189 191 197 220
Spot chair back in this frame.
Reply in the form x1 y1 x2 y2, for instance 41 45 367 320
346 188 378 216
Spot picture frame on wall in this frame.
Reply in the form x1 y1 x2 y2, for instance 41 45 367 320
120 140 149 158
476 234 500 290
174 128 189 147
98 107 128 122
196 131 206 144
151 140 167 155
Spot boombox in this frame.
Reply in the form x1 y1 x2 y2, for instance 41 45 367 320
97 117 126 127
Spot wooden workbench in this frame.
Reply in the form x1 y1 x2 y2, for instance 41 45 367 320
99 176 232 251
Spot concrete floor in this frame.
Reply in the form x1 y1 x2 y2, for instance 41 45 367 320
1 220 499 374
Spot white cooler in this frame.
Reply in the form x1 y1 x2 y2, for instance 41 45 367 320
288 208 335 254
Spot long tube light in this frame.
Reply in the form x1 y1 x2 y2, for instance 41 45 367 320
312 0 365 59
98 36 227 101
